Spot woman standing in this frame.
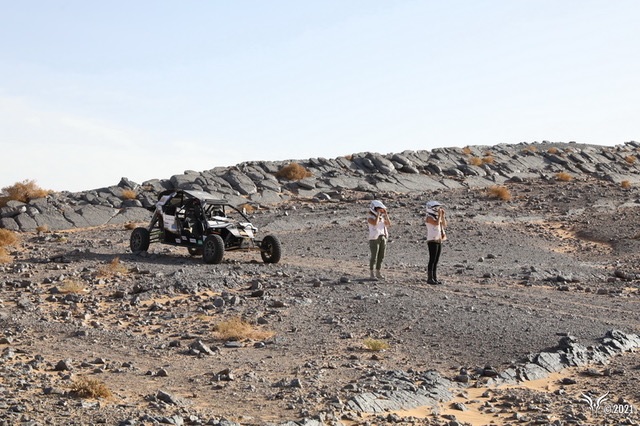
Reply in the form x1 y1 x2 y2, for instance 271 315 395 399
367 200 391 280
425 201 447 285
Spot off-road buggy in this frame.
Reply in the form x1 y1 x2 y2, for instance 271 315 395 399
129 189 281 264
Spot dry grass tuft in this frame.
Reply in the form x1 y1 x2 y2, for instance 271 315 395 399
240 203 256 214
275 163 313 181
469 157 483 166
486 185 512 201
555 172 573 182
363 338 390 352
70 377 113 399
214 316 274 341
522 146 538 154
482 155 495 164
0 180 52 207
120 189 137 200
625 155 637 165
0 229 20 247
621 180 632 189
36 225 49 234
123 222 138 230
0 247 12 264
547 147 559 154
462 146 472 155
58 280 86 294
98 257 129 277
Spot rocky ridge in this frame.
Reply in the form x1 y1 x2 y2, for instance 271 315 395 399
2 141 640 232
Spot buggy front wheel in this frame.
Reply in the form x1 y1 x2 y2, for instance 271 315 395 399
203 234 225 264
260 235 282 264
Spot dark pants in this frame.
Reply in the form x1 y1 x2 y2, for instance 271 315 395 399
427 241 442 279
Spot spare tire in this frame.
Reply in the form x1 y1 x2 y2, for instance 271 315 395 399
260 235 282 264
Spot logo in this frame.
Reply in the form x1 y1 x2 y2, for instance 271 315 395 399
581 392 609 415
582 391 636 417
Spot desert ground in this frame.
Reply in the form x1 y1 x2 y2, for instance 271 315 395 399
1 176 640 425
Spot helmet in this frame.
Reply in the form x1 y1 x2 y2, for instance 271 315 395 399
425 200 443 215
369 200 387 214
425 201 442 209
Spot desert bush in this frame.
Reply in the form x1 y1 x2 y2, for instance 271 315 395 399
120 189 137 200
547 147 559 154
0 180 52 207
621 180 632 189
462 146 472 155
469 157 483 166
214 316 274 341
0 247 12 264
70 377 113 399
482 155 495 164
36 225 49 234
58 280 86 294
625 155 637 164
0 229 19 247
487 185 512 201
521 146 538 154
240 203 256 214
98 257 129 277
275 163 312 181
363 338 390 352
123 222 138 230
555 172 573 182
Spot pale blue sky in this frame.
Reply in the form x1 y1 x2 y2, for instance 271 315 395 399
1 1 638 192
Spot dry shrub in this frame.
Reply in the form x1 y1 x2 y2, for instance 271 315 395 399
482 155 495 164
98 257 129 277
469 157 483 166
124 222 137 230
36 225 49 234
522 146 538 154
214 316 274 341
625 155 637 164
70 377 113 399
363 338 390 352
555 172 573 182
0 180 52 207
0 247 12 264
547 147 559 154
121 189 137 200
0 229 19 247
240 203 256 214
462 146 472 155
621 180 632 189
487 185 512 201
275 163 312 181
58 280 86 294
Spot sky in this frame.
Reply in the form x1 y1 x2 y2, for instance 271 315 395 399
1 1 639 192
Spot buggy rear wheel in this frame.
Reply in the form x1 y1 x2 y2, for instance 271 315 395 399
130 227 150 253
203 234 225 264
260 235 282 264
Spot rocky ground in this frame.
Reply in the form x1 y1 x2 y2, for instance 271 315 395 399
1 175 640 425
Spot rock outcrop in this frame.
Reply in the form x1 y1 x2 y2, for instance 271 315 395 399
2 141 639 232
